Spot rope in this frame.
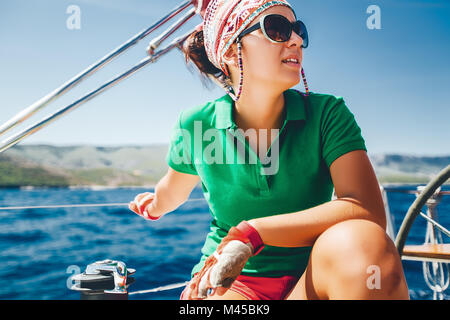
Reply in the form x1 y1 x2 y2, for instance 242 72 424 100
128 281 189 295
1 189 447 211
419 211 450 238
0 198 201 295
0 196 197 297
0 198 206 211
421 206 449 300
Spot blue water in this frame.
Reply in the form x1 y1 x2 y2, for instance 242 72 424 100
0 185 448 300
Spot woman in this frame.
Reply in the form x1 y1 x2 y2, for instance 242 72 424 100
129 0 410 300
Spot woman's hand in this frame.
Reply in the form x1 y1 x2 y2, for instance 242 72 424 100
128 192 161 220
185 240 253 299
184 221 264 300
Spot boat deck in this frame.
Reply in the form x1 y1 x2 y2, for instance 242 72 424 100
402 244 450 263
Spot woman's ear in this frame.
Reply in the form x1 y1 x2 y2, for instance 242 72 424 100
222 43 239 68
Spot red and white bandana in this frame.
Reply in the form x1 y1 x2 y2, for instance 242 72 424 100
202 0 293 77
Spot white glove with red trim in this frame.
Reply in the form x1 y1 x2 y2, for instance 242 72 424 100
185 220 265 299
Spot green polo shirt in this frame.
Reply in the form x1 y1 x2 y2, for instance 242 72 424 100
166 89 367 278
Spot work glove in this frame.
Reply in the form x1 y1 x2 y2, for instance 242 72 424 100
185 220 264 299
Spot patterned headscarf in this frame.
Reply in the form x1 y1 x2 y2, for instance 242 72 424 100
203 0 294 77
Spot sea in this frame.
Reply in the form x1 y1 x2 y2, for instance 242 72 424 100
0 184 448 300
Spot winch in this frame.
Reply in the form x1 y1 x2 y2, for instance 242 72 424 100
70 259 136 300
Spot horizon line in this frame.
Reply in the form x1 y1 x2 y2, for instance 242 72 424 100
13 143 450 158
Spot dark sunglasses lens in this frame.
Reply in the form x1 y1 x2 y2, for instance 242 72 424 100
264 15 292 42
295 21 309 48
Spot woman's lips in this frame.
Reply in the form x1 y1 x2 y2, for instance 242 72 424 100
282 61 301 69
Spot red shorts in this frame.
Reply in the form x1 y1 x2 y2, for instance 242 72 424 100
180 274 299 300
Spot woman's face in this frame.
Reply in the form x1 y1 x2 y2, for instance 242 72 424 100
224 6 304 92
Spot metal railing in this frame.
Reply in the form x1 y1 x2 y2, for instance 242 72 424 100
0 0 211 153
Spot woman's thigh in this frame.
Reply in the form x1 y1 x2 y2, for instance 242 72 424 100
284 263 322 300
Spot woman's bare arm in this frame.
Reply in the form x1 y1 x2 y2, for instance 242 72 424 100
248 150 387 247
146 167 200 218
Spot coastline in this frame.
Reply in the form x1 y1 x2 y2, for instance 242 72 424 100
3 181 448 190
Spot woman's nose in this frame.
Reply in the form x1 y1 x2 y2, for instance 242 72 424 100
286 30 303 48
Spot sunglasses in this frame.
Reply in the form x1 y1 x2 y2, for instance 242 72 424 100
237 14 309 48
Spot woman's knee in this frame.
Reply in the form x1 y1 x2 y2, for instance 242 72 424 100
312 219 391 264
310 219 408 298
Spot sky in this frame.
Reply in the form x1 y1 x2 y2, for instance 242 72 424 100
0 0 449 156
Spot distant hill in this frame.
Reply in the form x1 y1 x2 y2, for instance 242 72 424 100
0 153 70 188
0 144 449 187
1 144 169 187
370 154 450 184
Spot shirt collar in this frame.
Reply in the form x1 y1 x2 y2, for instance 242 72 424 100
213 89 307 129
